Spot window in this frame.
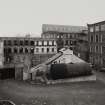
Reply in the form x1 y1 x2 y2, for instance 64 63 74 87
20 40 24 45
102 46 105 54
57 35 60 38
52 48 54 52
95 25 99 32
24 40 29 45
60 35 63 38
90 46 92 52
101 46 102 54
39 41 42 46
42 48 44 52
74 41 77 45
42 41 44 46
36 41 39 46
101 35 103 43
52 40 54 46
25 48 28 53
14 48 18 53
91 35 93 42
90 27 94 32
70 41 73 45
14 40 18 45
47 41 49 46
50 34 54 38
19 48 23 53
36 48 39 52
30 41 34 46
96 35 98 42
8 40 12 45
8 48 12 53
47 48 49 53
91 46 94 52
65 40 68 45
101 24 105 31
4 48 6 54
72 34 75 38
68 34 70 38
95 46 98 52
70 34 72 38
66 34 68 38
30 48 34 54
4 40 7 46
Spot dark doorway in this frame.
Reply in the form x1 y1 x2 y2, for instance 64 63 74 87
0 68 15 80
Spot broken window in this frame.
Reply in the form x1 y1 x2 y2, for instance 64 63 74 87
19 48 24 53
30 40 34 46
20 40 24 46
14 40 18 45
24 40 29 45
25 48 28 53
8 40 12 46
8 48 12 53
14 48 18 53
30 48 34 54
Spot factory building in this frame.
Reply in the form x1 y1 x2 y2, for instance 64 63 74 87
88 21 105 68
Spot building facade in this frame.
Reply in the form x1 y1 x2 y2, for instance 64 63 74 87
88 21 105 68
0 36 57 80
42 24 88 60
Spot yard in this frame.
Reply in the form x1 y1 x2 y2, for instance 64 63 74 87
0 73 105 105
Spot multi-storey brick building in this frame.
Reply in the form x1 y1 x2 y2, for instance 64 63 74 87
88 21 105 68
42 24 88 60
0 35 57 80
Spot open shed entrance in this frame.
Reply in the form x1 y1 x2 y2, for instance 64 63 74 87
0 68 15 80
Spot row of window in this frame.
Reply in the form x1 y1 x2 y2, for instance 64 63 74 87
4 40 34 46
35 40 56 46
89 24 105 32
4 47 34 54
4 39 77 47
4 47 56 54
42 33 77 39
90 45 105 55
90 34 102 43
35 48 55 53
90 45 102 54
64 40 76 45
4 40 56 46
90 56 103 65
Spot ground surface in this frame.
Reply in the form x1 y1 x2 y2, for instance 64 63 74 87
0 72 105 105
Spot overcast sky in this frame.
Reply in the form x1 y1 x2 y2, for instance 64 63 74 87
0 0 105 37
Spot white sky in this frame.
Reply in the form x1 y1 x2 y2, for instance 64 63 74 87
0 0 105 37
